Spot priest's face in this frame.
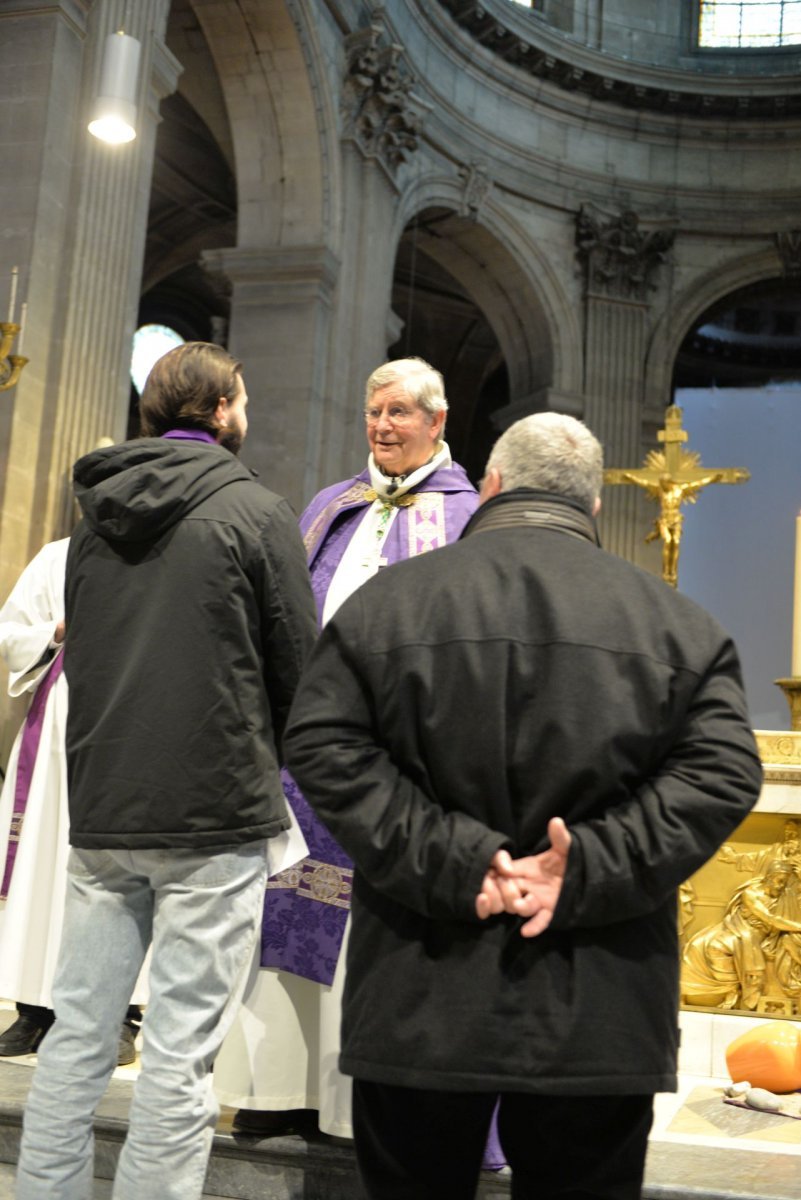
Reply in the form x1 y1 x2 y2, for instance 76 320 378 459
218 373 249 455
365 382 444 476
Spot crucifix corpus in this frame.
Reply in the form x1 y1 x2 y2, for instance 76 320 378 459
604 405 750 588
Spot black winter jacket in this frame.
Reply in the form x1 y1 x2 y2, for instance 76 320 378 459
284 491 763 1096
65 437 317 849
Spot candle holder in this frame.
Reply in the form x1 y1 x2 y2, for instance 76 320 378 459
0 322 28 392
775 677 801 732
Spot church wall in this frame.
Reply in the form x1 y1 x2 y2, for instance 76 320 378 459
0 0 180 756
0 3 90 588
366 0 801 557
588 0 684 65
0 2 94 764
4 0 801 755
188 0 801 571
193 0 353 510
398 7 801 219
169 0 801 528
314 149 403 491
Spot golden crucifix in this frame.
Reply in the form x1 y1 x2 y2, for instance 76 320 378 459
604 406 750 588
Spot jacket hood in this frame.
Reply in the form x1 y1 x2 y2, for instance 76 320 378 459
73 438 255 543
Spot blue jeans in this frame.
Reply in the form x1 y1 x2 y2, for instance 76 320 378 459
15 840 268 1200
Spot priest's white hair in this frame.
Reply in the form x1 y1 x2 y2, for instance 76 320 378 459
365 357 448 418
486 412 603 514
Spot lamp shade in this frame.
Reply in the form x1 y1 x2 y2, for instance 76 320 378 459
88 32 142 144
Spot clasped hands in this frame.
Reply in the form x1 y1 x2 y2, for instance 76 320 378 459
475 817 571 938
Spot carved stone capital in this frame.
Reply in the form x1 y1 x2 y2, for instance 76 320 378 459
776 230 801 277
201 245 340 308
576 205 675 302
342 21 427 174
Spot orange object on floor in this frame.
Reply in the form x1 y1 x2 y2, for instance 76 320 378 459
725 1022 801 1093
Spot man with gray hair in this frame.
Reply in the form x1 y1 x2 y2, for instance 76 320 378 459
283 410 762 1200
213 356 483 1151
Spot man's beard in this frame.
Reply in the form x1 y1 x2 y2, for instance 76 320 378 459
219 425 244 456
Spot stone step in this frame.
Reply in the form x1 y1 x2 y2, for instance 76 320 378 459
0 1161 236 1200
3 1052 801 1200
0 1058 511 1200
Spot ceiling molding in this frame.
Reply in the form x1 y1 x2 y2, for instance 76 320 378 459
435 0 801 119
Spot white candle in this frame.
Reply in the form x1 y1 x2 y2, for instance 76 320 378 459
7 267 18 324
17 302 27 356
793 513 801 676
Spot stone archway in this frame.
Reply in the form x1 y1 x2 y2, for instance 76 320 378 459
182 0 342 508
644 248 786 420
388 182 573 478
189 0 337 251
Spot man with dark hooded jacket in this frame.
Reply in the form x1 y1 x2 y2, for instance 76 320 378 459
283 412 763 1200
16 342 317 1200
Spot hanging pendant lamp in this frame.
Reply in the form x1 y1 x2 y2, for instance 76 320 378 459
88 31 142 145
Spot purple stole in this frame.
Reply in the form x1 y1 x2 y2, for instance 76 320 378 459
260 466 478 985
0 649 64 900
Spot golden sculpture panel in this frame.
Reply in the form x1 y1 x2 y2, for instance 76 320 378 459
680 813 801 1016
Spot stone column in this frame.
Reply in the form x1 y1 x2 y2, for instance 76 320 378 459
202 245 340 514
315 17 431 497
316 146 405 494
0 0 179 599
576 205 675 562
0 0 179 755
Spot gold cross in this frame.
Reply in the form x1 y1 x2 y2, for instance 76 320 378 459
604 405 749 588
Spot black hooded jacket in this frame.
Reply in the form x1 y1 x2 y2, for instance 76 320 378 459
284 491 763 1095
65 437 317 849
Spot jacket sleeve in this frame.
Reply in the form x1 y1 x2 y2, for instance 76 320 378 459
284 602 509 923
551 634 763 931
0 544 64 695
257 499 318 760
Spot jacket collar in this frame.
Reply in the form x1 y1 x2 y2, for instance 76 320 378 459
461 489 600 546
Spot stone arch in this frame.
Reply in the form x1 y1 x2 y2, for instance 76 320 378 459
645 247 784 415
391 174 581 405
190 0 340 249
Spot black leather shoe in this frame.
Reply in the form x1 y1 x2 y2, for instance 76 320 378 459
117 1020 139 1066
0 1013 50 1056
232 1109 318 1137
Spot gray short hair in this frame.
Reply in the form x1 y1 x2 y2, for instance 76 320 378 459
486 412 603 513
365 358 448 418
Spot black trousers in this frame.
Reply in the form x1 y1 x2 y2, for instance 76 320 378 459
352 1080 654 1200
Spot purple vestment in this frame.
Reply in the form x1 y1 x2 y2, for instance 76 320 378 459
0 649 64 900
260 461 478 985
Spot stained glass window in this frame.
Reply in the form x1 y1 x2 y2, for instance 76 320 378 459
699 1 801 47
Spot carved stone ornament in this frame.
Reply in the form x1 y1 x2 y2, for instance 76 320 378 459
458 160 492 220
776 230 801 277
575 205 675 302
343 23 426 173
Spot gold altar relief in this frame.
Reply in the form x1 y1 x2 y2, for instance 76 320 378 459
680 814 801 1016
604 406 749 588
